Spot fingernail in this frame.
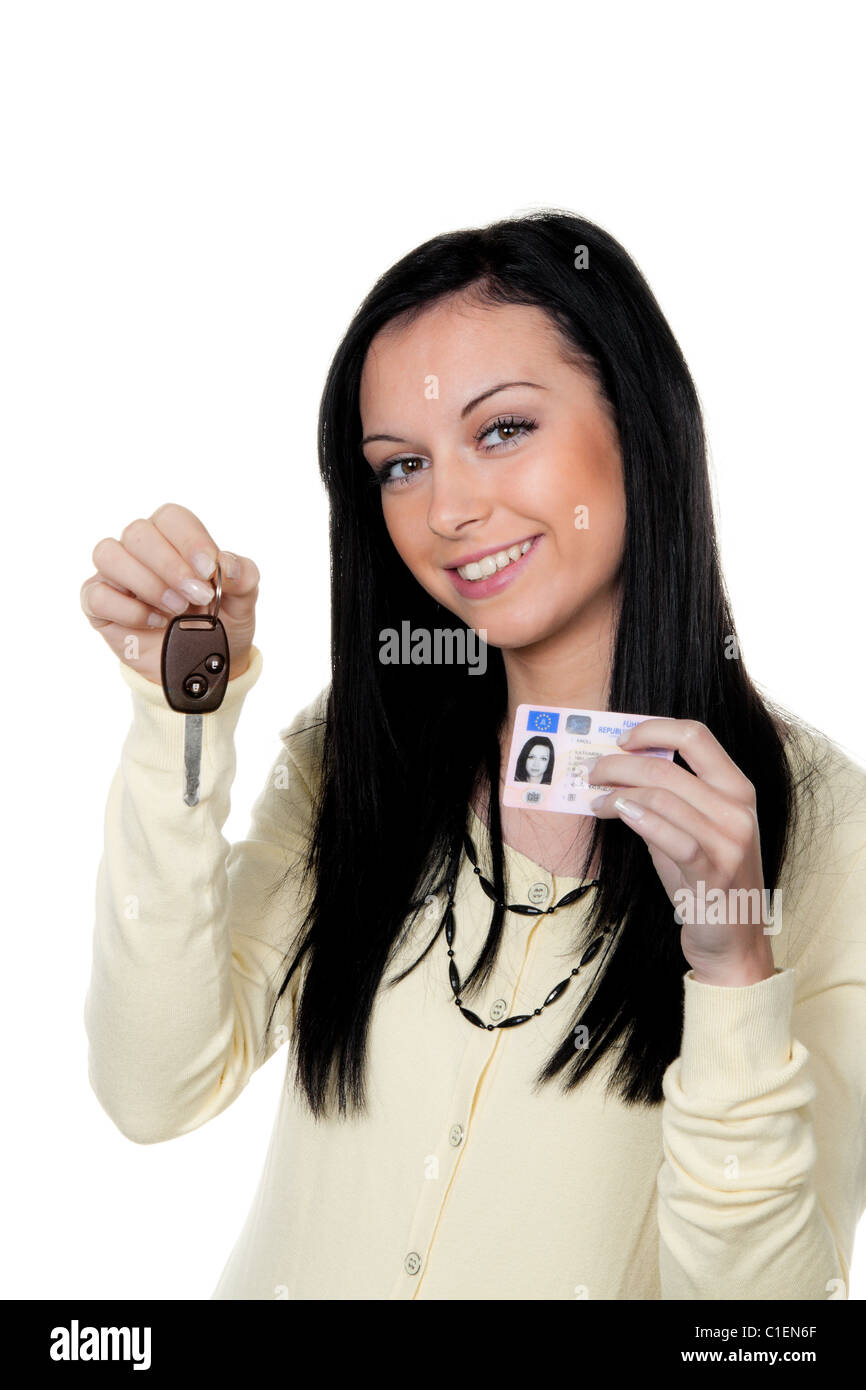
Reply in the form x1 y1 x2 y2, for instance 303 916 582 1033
220 551 240 580
616 730 632 745
614 796 643 820
179 576 215 604
147 612 169 628
161 588 189 613
191 550 216 579
590 794 607 812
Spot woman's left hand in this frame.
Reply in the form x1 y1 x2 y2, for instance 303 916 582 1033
588 719 776 986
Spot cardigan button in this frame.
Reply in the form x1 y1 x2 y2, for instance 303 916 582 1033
489 998 508 1022
449 1123 464 1146
527 881 550 905
404 1252 422 1275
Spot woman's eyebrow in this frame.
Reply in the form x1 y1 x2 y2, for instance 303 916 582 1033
460 379 547 418
361 381 548 446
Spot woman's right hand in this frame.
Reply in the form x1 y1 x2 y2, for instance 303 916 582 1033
80 503 260 685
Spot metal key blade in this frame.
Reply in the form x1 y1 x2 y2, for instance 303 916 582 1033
183 713 204 806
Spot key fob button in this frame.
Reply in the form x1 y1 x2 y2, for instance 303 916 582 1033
205 653 225 674
184 674 208 697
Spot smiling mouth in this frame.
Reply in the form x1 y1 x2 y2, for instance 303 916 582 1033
449 536 539 582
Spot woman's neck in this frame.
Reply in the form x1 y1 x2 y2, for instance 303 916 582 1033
499 594 616 729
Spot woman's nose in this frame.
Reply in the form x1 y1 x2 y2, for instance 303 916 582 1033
426 456 491 535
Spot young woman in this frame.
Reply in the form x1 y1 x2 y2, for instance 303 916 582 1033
514 736 556 784
81 209 866 1300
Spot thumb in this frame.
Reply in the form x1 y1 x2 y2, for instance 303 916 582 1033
211 551 259 622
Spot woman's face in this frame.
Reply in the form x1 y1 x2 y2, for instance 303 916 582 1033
525 743 550 781
359 295 626 653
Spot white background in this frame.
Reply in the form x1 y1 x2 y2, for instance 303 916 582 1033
1 0 863 1300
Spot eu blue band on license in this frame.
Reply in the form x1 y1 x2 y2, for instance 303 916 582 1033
504 704 674 816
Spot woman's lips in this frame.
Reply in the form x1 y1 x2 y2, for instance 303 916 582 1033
445 534 543 599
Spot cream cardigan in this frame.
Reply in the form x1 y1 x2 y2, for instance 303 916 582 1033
84 646 866 1299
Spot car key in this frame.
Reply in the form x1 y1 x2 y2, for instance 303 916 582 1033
160 561 230 805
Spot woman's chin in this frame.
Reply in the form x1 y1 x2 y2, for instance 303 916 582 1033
472 614 563 652
430 587 566 652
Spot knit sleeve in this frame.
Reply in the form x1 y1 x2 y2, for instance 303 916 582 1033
83 646 328 1145
657 841 866 1300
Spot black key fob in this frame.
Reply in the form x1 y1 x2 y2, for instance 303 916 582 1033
161 611 230 713
161 613 230 712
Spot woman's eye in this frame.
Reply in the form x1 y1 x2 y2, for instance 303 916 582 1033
375 456 430 488
475 415 539 452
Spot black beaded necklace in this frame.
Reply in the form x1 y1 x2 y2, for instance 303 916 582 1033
442 827 610 1031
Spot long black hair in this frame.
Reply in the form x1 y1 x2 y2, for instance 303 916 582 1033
264 208 831 1121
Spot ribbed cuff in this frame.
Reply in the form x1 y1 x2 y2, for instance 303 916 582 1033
116 644 264 772
677 965 795 1100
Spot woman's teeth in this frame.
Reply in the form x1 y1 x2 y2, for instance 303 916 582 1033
457 539 533 581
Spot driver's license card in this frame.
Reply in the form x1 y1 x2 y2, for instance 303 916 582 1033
503 704 674 816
